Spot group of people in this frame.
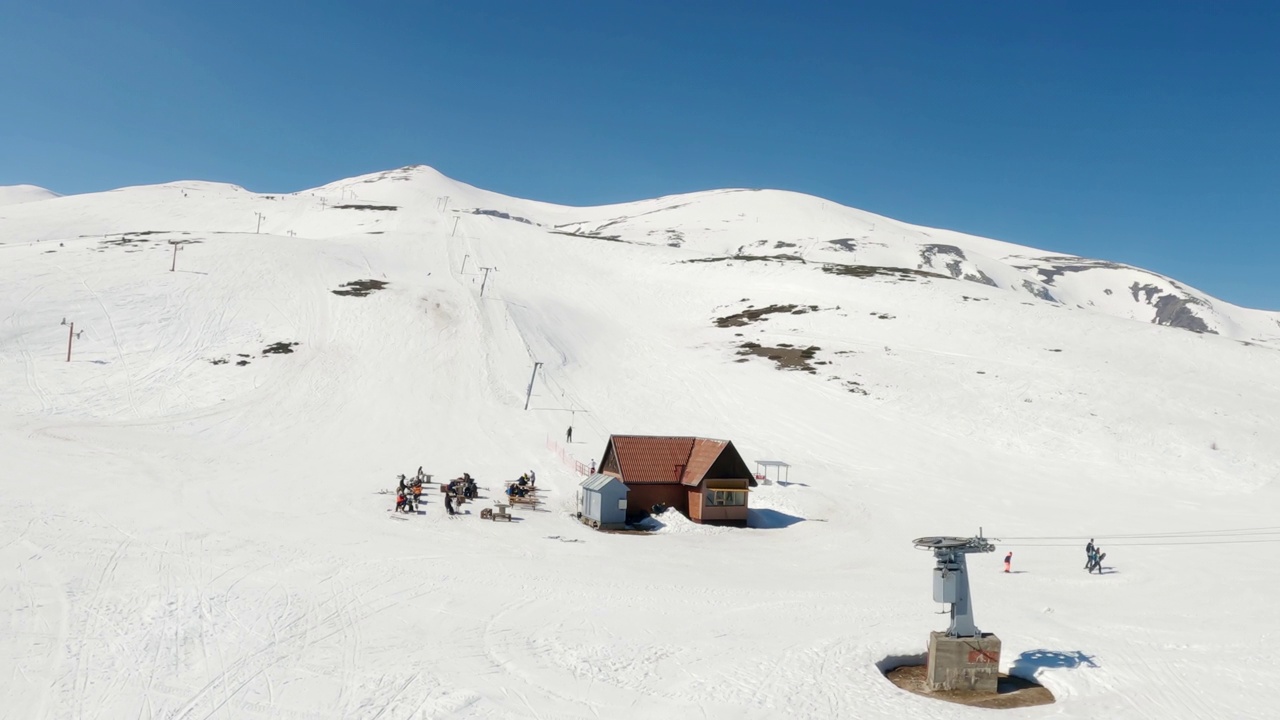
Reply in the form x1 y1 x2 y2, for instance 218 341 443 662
394 471 424 514
506 471 537 498
1085 539 1107 574
996 541 1109 575
443 474 479 515
391 468 542 515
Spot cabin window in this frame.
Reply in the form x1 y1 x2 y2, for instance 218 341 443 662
705 489 746 507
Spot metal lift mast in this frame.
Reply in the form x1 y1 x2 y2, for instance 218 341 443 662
912 534 996 638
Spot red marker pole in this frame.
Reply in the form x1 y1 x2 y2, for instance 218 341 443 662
66 322 74 362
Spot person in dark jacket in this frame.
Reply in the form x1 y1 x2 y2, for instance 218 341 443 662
444 492 455 516
1085 539 1095 570
1003 552 1012 573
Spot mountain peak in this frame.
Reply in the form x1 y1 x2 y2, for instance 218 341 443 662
0 184 60 206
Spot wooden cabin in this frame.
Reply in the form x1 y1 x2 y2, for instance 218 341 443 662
597 435 753 526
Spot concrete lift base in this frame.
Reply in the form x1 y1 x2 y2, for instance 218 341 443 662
926 631 1002 693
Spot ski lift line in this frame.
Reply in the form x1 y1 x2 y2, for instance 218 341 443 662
994 525 1280 541
996 532 1280 543
1000 538 1280 547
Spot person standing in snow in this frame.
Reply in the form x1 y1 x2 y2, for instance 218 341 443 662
444 491 455 516
1003 552 1012 573
1091 548 1106 574
397 474 407 494
566 426 573 443
1086 547 1100 573
589 459 596 475
1085 539 1095 570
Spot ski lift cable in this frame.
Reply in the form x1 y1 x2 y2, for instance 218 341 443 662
998 537 1280 547
994 525 1280 541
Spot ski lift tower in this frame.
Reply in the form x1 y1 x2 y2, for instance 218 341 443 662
912 534 1002 693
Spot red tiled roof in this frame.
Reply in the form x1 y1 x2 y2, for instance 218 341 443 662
607 435 730 486
609 436 694 484
682 438 728 487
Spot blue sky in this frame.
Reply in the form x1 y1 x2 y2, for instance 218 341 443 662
3 2 1277 309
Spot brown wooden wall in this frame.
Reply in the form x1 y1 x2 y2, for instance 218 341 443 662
625 484 689 521
697 504 748 526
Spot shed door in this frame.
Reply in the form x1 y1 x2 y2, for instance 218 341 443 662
587 491 601 520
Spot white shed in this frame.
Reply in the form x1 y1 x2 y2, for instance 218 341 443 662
579 474 629 530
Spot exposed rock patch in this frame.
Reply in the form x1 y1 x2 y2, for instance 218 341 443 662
332 279 389 297
822 264 948 281
686 253 805 264
737 342 820 373
470 208 533 224
332 203 399 211
263 342 300 355
1021 280 1056 302
715 304 817 327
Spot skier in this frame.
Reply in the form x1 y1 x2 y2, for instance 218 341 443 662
1003 552 1012 573
1086 547 1100 573
395 492 408 513
1092 548 1106 574
397 474 408 495
566 426 573 443
1084 539 1095 570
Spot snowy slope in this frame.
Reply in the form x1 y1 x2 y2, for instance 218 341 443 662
2 166 1279 720
6 166 1272 343
0 183 60 206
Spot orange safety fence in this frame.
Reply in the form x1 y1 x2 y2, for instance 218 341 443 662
546 436 591 476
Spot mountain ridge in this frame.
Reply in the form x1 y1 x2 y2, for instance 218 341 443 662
2 165 1276 344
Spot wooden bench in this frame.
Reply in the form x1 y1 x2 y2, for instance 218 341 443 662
482 503 512 522
508 494 541 509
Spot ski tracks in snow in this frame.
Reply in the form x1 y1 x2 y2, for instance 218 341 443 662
6 282 53 414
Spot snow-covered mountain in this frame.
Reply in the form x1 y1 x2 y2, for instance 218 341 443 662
0 183 60 206
2 165 1278 719
3 166 1274 344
